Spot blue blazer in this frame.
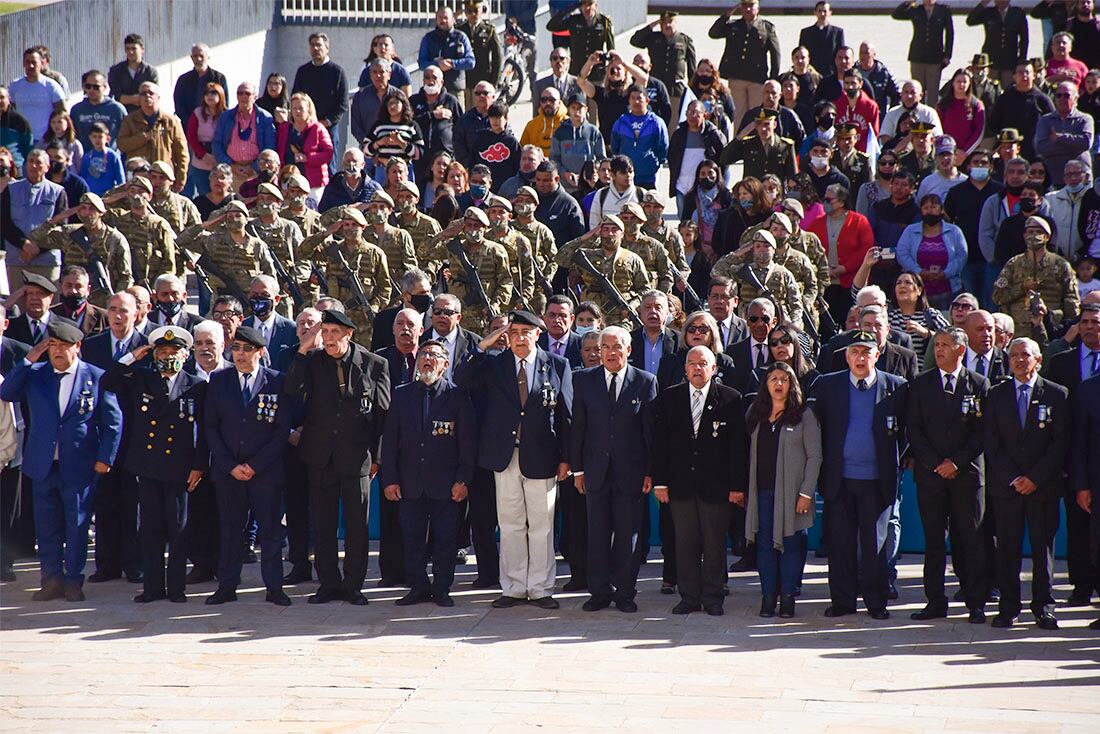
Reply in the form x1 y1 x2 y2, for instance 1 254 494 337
569 364 657 493
380 379 476 500
213 105 277 168
203 366 291 479
809 370 909 509
537 331 583 369
80 329 148 371
0 359 121 487
247 314 297 359
457 347 572 479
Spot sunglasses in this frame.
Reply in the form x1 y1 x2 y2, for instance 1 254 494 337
879 159 898 166
540 96 556 102
768 335 793 347
550 55 566 61
83 83 103 90
229 343 257 352
1054 92 1074 98
474 91 490 96
950 302 976 310
213 311 241 320
747 315 772 323
684 325 711 334
420 351 447 361
432 308 458 317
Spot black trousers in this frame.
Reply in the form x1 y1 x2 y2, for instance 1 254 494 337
825 479 890 612
586 474 645 602
137 478 188 597
310 465 370 594
0 467 36 566
1062 488 1099 597
93 469 141 577
560 474 587 583
283 449 311 569
992 490 1059 618
658 501 676 584
182 476 219 575
399 496 459 597
468 467 499 583
216 476 283 593
670 495 731 608
914 469 986 609
378 489 405 583
823 284 854 329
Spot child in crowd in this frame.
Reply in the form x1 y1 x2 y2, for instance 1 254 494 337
1077 255 1100 300
80 122 125 196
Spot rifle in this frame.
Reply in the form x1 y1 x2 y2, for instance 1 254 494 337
325 242 374 321
572 249 644 330
310 262 329 294
736 263 821 346
447 238 496 316
190 250 250 307
669 262 702 314
816 295 838 343
70 228 112 295
246 223 304 308
528 242 576 308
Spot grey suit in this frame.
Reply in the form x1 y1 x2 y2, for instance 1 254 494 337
532 73 581 116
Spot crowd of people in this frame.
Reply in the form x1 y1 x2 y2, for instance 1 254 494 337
0 0 1098 631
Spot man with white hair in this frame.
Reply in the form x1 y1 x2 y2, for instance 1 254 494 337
453 80 500 168
116 82 189 188
172 43 228 124
213 81 277 191
148 273 202 331
879 79 943 142
410 65 463 183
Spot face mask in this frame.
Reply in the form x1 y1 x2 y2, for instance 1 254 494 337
514 202 535 217
128 194 146 208
397 200 417 214
423 83 443 96
696 74 713 86
157 300 183 317
344 163 362 176
366 210 387 224
699 178 717 191
468 184 488 200
599 235 619 248
1067 181 1089 194
288 194 307 208
921 213 943 226
49 160 67 177
753 251 771 265
1025 233 1048 250
624 221 642 236
256 201 278 217
258 169 276 183
249 297 274 319
1019 198 1038 213
574 325 595 336
969 166 990 182
153 355 185 374
819 114 835 129
645 210 662 225
60 293 86 310
810 156 829 170
410 293 433 313
845 88 859 99
738 197 754 210
466 228 484 243
226 217 246 232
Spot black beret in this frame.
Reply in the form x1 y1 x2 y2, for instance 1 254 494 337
509 310 545 330
321 309 355 329
847 330 878 347
46 317 83 344
23 271 57 294
232 326 267 348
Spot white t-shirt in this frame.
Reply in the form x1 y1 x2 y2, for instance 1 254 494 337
9 76 65 142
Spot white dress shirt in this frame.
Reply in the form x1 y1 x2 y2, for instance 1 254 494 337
749 337 769 369
514 353 536 388
604 366 625 400
111 330 137 360
252 314 277 345
966 347 995 377
849 368 879 389
432 328 459 376
940 365 962 391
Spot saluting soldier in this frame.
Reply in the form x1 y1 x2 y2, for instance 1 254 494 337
391 181 441 283
177 200 276 302
546 0 616 79
28 192 134 307
485 196 537 312
719 108 798 182
148 161 201 242
418 207 512 334
456 1 504 111
640 190 689 276
992 217 1079 338
731 213 819 326
361 189 417 289
708 0 781 117
618 202 673 293
556 214 649 329
280 173 324 302
629 10 696 101
777 198 831 290
511 185 558 312
898 119 937 187
103 176 176 287
714 229 804 325
103 326 208 604
966 2 1029 90
249 182 304 318
835 123 872 191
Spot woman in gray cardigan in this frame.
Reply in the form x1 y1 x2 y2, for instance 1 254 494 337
745 362 823 619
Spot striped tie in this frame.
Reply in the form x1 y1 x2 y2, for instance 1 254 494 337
691 389 703 437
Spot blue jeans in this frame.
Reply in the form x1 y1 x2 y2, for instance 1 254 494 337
961 261 999 309
183 164 212 198
755 489 806 597
33 464 96 584
328 122 343 175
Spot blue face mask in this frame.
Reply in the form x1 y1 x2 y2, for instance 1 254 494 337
469 184 488 200
1067 181 1089 195
739 198 754 210
574 325 595 336
968 166 990 182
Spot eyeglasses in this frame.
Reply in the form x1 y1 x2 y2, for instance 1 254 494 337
768 335 793 347
83 83 103 90
1054 92 1074 98
474 91 490 96
229 343 257 352
212 311 241 320
684 325 711 334
432 308 458 317
747 315 772 323
420 351 447 361
539 96 556 102
550 55 566 61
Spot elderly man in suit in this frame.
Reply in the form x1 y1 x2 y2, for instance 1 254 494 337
422 293 479 381
381 340 477 607
984 337 1068 630
6 272 58 347
48 266 108 337
457 310 572 609
570 325 657 613
147 274 203 332
0 318 122 601
907 327 990 623
532 46 582 118
1071 373 1100 630
538 296 584 368
963 309 1009 383
829 305 919 380
811 330 908 619
244 275 296 357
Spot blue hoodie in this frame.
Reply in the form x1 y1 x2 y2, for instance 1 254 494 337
610 111 668 187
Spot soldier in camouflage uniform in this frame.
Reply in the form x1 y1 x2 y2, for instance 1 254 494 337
485 195 536 312
299 206 392 342
279 174 324 304
640 189 688 275
103 176 177 287
713 228 804 325
555 213 649 329
148 161 201 252
726 212 819 326
177 200 275 306
28 192 134 307
392 181 442 285
992 216 1080 338
511 186 557 312
417 207 512 334
618 202 672 293
249 182 303 318
360 189 417 297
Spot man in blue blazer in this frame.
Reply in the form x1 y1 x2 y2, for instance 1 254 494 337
244 275 298 358
810 330 908 620
457 310 573 609
203 326 293 607
1071 373 1100 631
571 326 658 613
381 341 477 607
0 318 122 602
537 296 584 369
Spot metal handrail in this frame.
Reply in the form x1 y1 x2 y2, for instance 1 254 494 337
280 0 505 27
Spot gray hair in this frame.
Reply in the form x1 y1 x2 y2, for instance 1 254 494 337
599 325 631 348
315 296 345 313
640 290 669 307
25 149 49 165
938 326 968 348
399 267 431 293
191 42 211 54
685 344 717 367
580 330 600 347
423 64 442 79
370 57 393 72
1064 159 1090 178
521 144 545 158
434 292 461 311
748 297 776 318
1007 336 1041 358
193 319 224 344
211 163 233 180
859 304 887 320
296 307 321 325
1052 31 1074 47
855 284 887 307
138 81 159 95
992 312 1015 333
251 274 279 292
681 310 723 354
153 273 184 291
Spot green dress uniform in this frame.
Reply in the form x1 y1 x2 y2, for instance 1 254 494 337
106 209 177 287
898 149 935 187
362 223 417 293
992 250 1080 338
708 14 781 84
28 221 134 306
250 215 305 317
628 27 696 94
555 237 649 329
456 18 503 106
546 7 616 78
622 232 673 292
299 230 392 340
719 134 798 182
837 149 872 192
712 256 804 326
176 223 275 301
491 226 537 312
417 231 512 334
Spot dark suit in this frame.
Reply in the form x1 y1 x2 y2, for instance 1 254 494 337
50 303 108 337
656 349 739 391
246 314 297 358
0 336 31 377
0 336 33 571
830 340 919 381
728 337 773 394
810 370 908 613
285 343 390 595
422 327 479 381
204 366 292 595
538 331 583 369
964 347 1010 385
380 378 476 598
983 375 1068 619
717 314 749 349
370 307 401 351
570 365 657 603
651 381 749 608
907 367 989 610
1070 376 1100 596
820 328 913 367
629 329 678 374
147 308 203 333
7 313 52 348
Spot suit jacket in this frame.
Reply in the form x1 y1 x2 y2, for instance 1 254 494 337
628 328 678 374
102 362 209 481
379 378 476 499
830 340 918 381
147 308 204 333
0 359 122 486
537 331 583 369
907 367 989 483
285 342 390 476
656 349 738 391
820 328 913 366
569 365 657 493
810 370 909 509
532 73 581 116
7 313 50 347
965 346 1010 385
80 329 148 372
650 381 748 502
204 365 292 480
728 337 772 394
456 347 572 479
377 346 418 391
370 306 401 351
50 303 108 337
983 375 1068 498
1043 344 1088 396
0 336 31 377
247 313 297 358
1071 375 1100 541
422 327 480 380
719 314 749 348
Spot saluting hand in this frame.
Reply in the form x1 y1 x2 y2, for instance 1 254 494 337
131 344 154 361
26 339 50 364
478 324 510 352
298 322 323 354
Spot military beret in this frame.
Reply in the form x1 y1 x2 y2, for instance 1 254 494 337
129 176 154 195
780 198 805 219
970 53 991 68
79 192 106 213
619 202 646 221
342 207 368 226
754 108 779 123
369 190 395 208
847 330 878 347
640 189 665 206
221 200 250 217
514 185 539 203
23 271 57 294
770 211 793 233
565 92 588 108
600 213 624 230
396 180 420 198
996 128 1023 144
232 325 266 348
660 10 678 20
1024 216 1051 235
753 230 777 248
46 317 83 344
321 309 355 329
463 206 490 226
509 310 545 330
149 160 175 181
148 325 193 350
285 173 310 192
256 182 283 202
486 195 512 212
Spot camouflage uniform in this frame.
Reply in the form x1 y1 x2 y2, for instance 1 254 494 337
418 231 512 334
643 221 689 274
992 250 1080 337
299 230 392 341
150 191 201 235
622 232 673 292
513 217 557 312
555 237 649 329
281 205 324 304
395 210 442 282
28 222 134 306
177 223 275 303
362 224 417 292
715 237 819 325
106 209 177 286
491 226 537 312
250 215 304 317
713 256 804 325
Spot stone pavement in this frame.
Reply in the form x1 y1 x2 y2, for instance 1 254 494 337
2 549 1098 733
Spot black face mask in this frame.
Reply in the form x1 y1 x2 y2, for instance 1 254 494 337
157 299 183 317
1005 183 1025 196
258 169 276 183
921 213 943 226
819 114 835 129
249 297 274 319
49 160 67 177
61 293 86 310
1019 198 1038 213
409 293 433 313
696 74 714 86
878 169 895 180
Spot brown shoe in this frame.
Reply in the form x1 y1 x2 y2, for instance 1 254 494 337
64 583 86 602
32 580 65 601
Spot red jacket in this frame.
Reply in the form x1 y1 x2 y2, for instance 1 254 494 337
833 91 880 153
275 121 333 189
807 210 874 288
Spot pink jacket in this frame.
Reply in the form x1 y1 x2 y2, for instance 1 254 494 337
275 121 333 188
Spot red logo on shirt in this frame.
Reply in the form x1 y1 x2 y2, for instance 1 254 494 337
480 142 512 163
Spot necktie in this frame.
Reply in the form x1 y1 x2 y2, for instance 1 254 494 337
113 339 125 361
691 389 703 437
755 344 765 369
718 322 728 346
1017 384 1029 427
31 320 42 344
260 324 268 344
975 354 987 377
608 371 617 404
517 359 528 406
241 372 252 404
944 373 954 394
553 341 563 356
1089 350 1099 377
857 378 868 391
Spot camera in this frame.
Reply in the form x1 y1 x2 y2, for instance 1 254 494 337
599 51 612 65
880 248 896 260
1028 290 1043 316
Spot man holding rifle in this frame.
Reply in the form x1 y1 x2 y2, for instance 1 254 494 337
176 200 275 309
555 214 649 330
360 190 418 288
248 182 304 318
511 186 558 314
486 196 537 313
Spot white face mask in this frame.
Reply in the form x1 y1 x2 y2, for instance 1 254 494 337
423 83 443 96
574 325 595 336
810 156 829 170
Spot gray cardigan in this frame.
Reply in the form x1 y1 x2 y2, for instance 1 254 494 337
746 410 823 552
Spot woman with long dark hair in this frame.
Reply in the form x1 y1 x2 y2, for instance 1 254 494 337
887 270 950 367
711 177 771 258
358 34 412 96
745 361 822 619
365 90 424 185
183 82 227 197
256 73 290 117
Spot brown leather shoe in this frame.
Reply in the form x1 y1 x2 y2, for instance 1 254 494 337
64 583 86 602
32 580 65 601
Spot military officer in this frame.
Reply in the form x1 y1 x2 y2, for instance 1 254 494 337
418 207 512 334
177 200 276 304
714 229 804 326
511 186 558 312
391 181 441 283
618 202 673 293
249 182 304 318
486 196 537 312
148 161 201 242
555 214 649 329
29 192 134 307
361 189 417 289
719 108 798 182
103 176 176 287
992 217 1079 338
103 326 208 604
456 1 504 111
628 10 696 98
835 123 872 191
546 0 616 79
898 119 937 186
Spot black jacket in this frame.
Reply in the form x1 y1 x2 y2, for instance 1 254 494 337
983 375 1068 497
798 23 846 75
708 15 781 84
891 1 955 64
0 336 31 378
989 87 1055 160
668 122 726 200
966 4 1029 71
907 367 989 481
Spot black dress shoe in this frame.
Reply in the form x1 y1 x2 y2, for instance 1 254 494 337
32 581 65 601
396 591 433 606
266 590 292 607
282 565 313 585
968 609 986 624
1065 589 1092 606
88 570 121 583
346 591 369 606
1035 612 1059 630
671 601 700 615
491 595 525 608
133 591 166 603
823 605 855 618
1089 617 1100 630
562 578 588 592
759 594 777 618
582 596 611 612
64 584 85 602
615 599 638 613
728 557 755 572
868 608 890 620
704 604 724 616
887 582 899 600
660 582 675 595
205 588 238 605
435 594 455 607
910 604 948 621
125 573 144 584
530 596 559 610
991 614 1017 628
308 587 343 604
454 549 468 566
185 569 215 584
377 577 404 588
470 577 500 589
778 594 795 618
1 566 15 582
169 592 187 603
